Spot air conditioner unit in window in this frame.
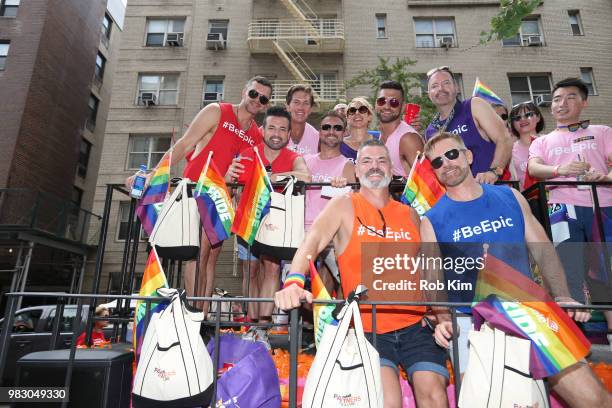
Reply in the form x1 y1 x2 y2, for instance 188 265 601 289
206 33 225 50
139 92 157 106
439 36 454 48
534 93 552 107
202 92 223 105
166 33 183 46
526 35 543 46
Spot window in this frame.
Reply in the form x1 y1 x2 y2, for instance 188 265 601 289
414 18 456 48
95 53 106 82
568 10 583 36
0 41 8 70
12 309 42 333
71 186 83 208
101 13 112 46
117 201 148 240
502 17 543 46
580 68 597 95
208 20 229 47
508 74 552 105
376 14 387 38
314 72 339 100
137 74 179 105
127 134 171 170
202 78 224 106
419 73 464 101
77 139 92 177
86 94 99 130
46 307 79 332
1 0 19 17
145 18 185 46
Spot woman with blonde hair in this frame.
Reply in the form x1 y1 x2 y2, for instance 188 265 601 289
339 97 375 163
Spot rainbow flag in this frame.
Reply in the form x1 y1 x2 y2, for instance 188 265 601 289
194 155 235 246
472 77 505 106
231 150 271 245
309 258 338 348
133 247 169 360
135 154 170 235
401 154 445 217
473 253 590 378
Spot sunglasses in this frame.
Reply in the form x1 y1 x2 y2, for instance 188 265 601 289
247 89 270 105
376 97 401 108
430 148 465 169
321 124 344 131
500 114 508 121
347 105 370 116
511 111 536 121
562 120 590 132
426 65 452 78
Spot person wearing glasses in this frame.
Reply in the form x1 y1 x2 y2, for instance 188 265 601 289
375 80 424 178
425 66 513 184
509 101 545 189
125 75 272 316
340 97 376 163
421 131 611 407
285 84 319 156
276 139 450 408
528 77 612 341
491 103 510 129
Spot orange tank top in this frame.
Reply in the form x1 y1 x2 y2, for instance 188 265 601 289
337 193 425 333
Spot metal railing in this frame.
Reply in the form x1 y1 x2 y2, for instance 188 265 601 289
248 19 345 40
271 79 346 103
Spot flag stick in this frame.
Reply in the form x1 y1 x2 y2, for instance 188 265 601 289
254 146 274 191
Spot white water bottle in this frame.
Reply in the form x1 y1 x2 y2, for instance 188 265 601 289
131 165 148 199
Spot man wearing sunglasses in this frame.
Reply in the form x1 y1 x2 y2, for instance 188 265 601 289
425 67 513 184
276 139 450 408
375 80 424 178
125 75 272 314
421 131 611 407
286 84 320 155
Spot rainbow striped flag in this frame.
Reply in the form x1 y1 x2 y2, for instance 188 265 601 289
401 153 445 217
231 149 272 245
133 247 169 360
194 154 235 246
135 154 171 235
472 77 505 106
473 253 590 378
309 258 338 348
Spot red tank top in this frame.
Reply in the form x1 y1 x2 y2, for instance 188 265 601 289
237 143 299 185
183 103 262 181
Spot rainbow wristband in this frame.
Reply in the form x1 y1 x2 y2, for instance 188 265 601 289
283 273 305 289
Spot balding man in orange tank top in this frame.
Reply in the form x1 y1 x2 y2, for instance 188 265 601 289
275 139 449 408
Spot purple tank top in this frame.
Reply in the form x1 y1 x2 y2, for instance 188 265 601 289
425 98 496 176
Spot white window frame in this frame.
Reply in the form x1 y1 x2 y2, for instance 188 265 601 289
376 14 387 39
136 73 179 106
116 201 148 241
208 20 229 47
0 41 9 70
126 134 172 170
202 78 224 107
414 17 457 48
568 10 584 36
508 74 553 105
502 17 544 47
145 18 186 47
580 67 597 96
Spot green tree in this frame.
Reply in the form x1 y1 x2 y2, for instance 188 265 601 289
480 0 541 43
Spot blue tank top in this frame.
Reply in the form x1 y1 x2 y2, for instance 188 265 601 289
425 98 496 176
340 142 357 163
425 184 531 307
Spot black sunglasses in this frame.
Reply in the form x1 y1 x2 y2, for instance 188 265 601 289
562 120 590 132
511 111 536 121
321 124 344 131
430 148 464 170
500 113 508 121
357 209 387 238
376 97 401 108
347 106 370 116
247 89 270 105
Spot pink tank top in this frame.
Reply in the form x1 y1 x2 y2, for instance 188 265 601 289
288 122 320 156
303 153 349 230
383 120 418 177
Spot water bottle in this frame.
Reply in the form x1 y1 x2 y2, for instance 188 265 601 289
131 165 148 199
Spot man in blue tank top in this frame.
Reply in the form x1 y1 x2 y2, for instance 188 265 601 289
425 67 513 184
421 131 611 407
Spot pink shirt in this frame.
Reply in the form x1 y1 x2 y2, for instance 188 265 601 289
512 139 532 190
304 154 349 230
383 121 419 177
288 122 319 156
529 125 612 207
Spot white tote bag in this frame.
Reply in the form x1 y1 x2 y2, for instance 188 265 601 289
459 325 549 408
149 178 200 261
252 176 304 260
302 300 383 408
132 288 214 407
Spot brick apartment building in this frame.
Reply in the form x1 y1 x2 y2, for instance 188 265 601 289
93 0 612 295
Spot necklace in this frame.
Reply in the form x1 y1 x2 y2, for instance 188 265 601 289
431 103 457 132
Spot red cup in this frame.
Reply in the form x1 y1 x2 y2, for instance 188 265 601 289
404 103 421 124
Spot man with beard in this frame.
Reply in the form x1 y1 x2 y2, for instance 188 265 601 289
425 67 513 184
226 106 310 345
276 139 450 408
126 75 272 314
286 84 320 155
421 131 611 407
376 80 424 178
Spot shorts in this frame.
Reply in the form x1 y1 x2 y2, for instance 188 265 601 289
237 243 257 261
364 322 449 380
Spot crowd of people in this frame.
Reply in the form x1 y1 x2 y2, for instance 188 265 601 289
127 71 611 407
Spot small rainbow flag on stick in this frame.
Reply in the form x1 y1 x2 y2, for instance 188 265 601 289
472 77 505 106
195 152 235 246
231 147 272 245
473 250 590 378
401 152 446 217
135 153 171 235
308 256 338 348
133 247 169 360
